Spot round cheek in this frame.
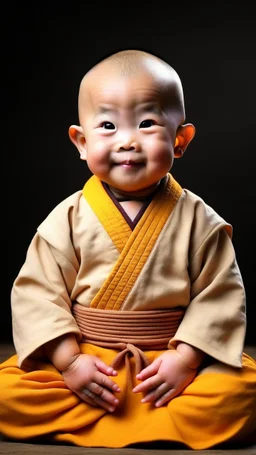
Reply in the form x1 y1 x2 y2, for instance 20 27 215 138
147 138 174 168
87 139 108 161
86 140 110 176
94 139 108 154
87 139 106 157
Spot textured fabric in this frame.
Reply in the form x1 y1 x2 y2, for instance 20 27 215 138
72 305 185 374
10 174 245 368
1 173 255 448
0 346 255 449
83 175 182 310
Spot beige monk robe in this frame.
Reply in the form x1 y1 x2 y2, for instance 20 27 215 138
11 173 246 368
3 173 255 450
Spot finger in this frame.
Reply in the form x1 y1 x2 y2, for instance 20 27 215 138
141 382 170 404
136 359 160 381
82 388 97 401
95 371 120 393
80 389 99 408
90 382 120 405
154 388 176 407
81 388 117 412
133 375 161 394
95 358 118 376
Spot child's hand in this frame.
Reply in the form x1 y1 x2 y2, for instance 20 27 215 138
133 350 197 407
62 353 120 412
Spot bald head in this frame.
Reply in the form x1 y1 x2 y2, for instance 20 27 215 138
102 50 180 80
78 49 186 124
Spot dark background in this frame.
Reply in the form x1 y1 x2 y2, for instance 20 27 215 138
5 3 255 345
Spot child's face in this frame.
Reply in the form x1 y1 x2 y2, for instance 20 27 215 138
78 69 180 194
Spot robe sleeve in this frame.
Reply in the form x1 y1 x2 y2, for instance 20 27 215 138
169 225 246 368
11 232 82 368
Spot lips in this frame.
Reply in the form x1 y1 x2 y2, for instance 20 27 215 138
113 157 144 165
113 154 144 165
113 161 144 169
120 160 142 165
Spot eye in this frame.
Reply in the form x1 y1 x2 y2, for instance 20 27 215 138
101 121 115 130
139 119 156 128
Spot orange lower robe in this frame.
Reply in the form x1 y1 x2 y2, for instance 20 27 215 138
1 174 256 448
1 346 256 449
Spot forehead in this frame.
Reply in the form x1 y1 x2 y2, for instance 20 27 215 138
80 66 178 113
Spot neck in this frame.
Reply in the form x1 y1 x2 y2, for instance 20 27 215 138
106 179 166 202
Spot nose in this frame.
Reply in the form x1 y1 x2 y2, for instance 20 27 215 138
116 131 141 152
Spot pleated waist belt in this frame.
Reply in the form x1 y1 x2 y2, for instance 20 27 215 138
72 304 184 374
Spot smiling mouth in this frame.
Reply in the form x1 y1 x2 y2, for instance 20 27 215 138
115 160 143 166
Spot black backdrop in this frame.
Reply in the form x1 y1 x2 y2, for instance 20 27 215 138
5 3 255 345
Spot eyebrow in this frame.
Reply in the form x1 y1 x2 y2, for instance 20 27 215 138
96 106 117 115
136 103 162 115
95 103 162 116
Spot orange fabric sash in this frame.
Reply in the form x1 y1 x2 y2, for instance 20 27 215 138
72 305 185 373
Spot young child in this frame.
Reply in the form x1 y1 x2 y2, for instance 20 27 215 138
1 49 255 449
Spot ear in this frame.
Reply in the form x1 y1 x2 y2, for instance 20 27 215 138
174 123 196 158
68 125 87 160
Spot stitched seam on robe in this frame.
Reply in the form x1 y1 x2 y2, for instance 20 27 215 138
82 173 182 310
